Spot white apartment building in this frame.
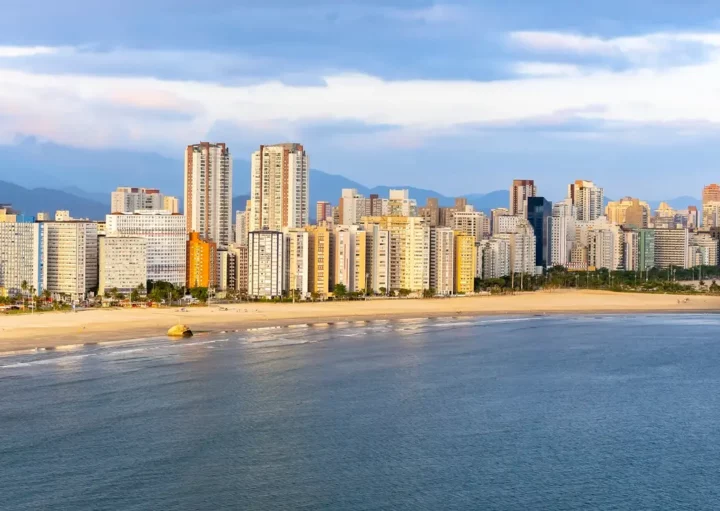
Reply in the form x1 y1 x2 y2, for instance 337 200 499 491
0 221 47 296
339 189 367 225
568 180 604 222
248 231 285 298
623 230 639 271
702 201 720 229
45 222 98 299
689 232 718 266
235 210 248 246
250 143 309 232
429 227 454 295
548 215 571 267
111 187 164 214
480 238 510 279
654 228 690 269
98 236 147 295
105 211 186 286
285 229 310 297
490 208 510 235
366 224 390 294
227 244 248 292
588 228 615 270
333 225 367 293
496 215 524 234
184 142 233 247
496 220 536 275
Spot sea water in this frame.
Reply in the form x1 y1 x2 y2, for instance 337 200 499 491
3 314 720 510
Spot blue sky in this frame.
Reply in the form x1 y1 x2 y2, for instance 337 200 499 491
2 0 720 199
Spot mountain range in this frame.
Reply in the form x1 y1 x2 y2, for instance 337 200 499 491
0 139 702 220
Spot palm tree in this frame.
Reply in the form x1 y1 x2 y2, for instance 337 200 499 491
20 280 28 310
28 285 36 313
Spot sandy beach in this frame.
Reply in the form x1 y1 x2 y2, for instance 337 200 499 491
0 289 718 353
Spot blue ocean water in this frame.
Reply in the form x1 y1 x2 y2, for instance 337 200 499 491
3 314 720 510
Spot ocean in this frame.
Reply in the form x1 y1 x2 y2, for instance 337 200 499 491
3 314 720 510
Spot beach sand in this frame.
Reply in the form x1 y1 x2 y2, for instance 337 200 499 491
0 289 718 353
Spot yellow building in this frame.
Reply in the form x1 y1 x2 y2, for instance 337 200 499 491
187 232 217 288
306 225 332 297
454 233 476 294
0 207 18 223
361 216 429 292
605 197 650 227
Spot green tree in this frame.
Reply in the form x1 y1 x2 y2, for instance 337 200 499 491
333 283 348 299
130 289 140 303
190 287 209 303
398 288 411 297
379 287 387 296
423 288 436 298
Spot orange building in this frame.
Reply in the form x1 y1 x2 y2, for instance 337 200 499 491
187 232 217 288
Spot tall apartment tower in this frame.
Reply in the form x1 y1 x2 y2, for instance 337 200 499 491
316 201 333 224
250 143 309 232
429 227 454 295
248 231 285 298
527 197 552 268
568 180 604 222
45 222 98 300
184 142 233 248
702 184 720 225
509 180 536 217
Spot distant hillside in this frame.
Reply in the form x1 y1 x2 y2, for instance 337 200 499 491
0 180 108 220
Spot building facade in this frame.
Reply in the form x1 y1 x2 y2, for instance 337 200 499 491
527 197 552 268
105 211 187 286
184 142 233 247
509 179 536 217
248 231 285 298
45 222 98 299
429 227 454 295
285 229 310 298
187 232 217 288
654 228 689 269
250 143 309 232
568 180 604 222
98 236 147 295
111 187 164 214
454 233 477 294
0 220 47 296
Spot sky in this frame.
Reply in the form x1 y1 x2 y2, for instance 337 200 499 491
2 0 720 199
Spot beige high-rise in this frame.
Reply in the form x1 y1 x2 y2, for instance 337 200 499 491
45 222 98 300
509 180 536 217
250 143 309 232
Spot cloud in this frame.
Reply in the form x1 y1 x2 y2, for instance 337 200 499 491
4 28 720 152
0 46 60 58
391 4 467 23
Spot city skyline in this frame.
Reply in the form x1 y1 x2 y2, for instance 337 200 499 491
3 2 720 197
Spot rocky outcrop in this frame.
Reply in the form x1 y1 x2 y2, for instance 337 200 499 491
167 324 193 338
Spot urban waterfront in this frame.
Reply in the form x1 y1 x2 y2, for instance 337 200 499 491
3 314 720 510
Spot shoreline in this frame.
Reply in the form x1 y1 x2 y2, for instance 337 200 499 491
1 289 719 354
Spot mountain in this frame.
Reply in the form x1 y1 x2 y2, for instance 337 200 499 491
62 186 110 206
0 180 108 220
648 196 701 211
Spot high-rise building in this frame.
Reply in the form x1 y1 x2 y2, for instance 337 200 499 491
568 180 604 221
527 197 552 268
490 208 510 235
316 201 333 224
163 196 179 214
36 212 50 221
235 210 248 246
623 229 639 271
105 211 187 286
45 222 98 300
509 180 536 217
588 228 615 270
387 189 417 217
98 236 147 296
480 238 510 279
332 225 367 293
339 189 367 225
497 220 536 275
496 215 524 234
0 219 47 296
429 227 454 295
548 209 574 268
227 244 248 293
0 205 19 223
702 184 720 225
248 231 285 298
306 225 332 298
250 143 309 232
689 232 718 266
452 211 484 240
187 232 217 288
654 228 689 269
285 229 310 298
55 210 71 222
365 224 390 294
637 229 656 271
702 201 720 229
606 197 650 227
454 233 477 294
687 206 699 229
419 198 440 228
111 187 164 213
362 216 429 292
184 142 232 247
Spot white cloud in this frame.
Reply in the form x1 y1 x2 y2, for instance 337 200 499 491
509 30 720 59
0 46 60 58
4 30 720 150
